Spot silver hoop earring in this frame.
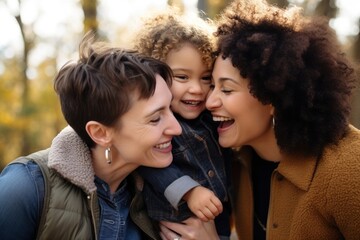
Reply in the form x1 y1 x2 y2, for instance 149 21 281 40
105 147 112 164
272 116 275 128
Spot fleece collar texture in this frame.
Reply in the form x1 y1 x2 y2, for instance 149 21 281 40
48 126 97 194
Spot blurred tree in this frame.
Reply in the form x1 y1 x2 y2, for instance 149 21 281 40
267 0 289 8
81 0 98 35
197 0 232 19
349 19 360 128
30 58 66 148
353 19 360 61
350 67 360 129
14 0 36 157
0 0 73 169
314 0 338 18
0 57 24 169
168 0 185 12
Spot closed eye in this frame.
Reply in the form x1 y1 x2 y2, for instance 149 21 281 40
150 117 161 124
174 75 188 80
221 89 233 94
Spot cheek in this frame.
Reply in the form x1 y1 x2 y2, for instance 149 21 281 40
170 83 183 98
224 97 245 115
245 105 272 132
231 97 270 122
201 85 211 95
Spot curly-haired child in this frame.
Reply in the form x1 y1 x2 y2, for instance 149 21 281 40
134 8 232 239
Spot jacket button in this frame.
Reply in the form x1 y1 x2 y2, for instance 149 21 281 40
208 170 215 177
272 223 278 228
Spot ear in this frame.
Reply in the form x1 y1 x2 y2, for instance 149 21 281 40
270 104 275 116
85 121 112 147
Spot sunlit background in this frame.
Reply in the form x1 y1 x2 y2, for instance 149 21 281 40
0 0 360 168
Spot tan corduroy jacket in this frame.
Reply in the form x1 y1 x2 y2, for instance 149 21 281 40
231 125 360 240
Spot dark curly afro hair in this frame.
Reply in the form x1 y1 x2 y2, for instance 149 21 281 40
215 0 356 157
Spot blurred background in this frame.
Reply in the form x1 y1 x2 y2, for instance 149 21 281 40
1 0 360 169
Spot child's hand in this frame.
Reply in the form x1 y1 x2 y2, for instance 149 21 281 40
183 186 223 222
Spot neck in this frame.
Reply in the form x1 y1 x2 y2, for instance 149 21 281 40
91 146 137 193
251 128 282 162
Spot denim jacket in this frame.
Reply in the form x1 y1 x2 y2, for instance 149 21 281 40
0 127 159 240
138 111 232 237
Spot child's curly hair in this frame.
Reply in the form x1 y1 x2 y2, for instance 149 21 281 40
134 7 216 69
215 0 357 156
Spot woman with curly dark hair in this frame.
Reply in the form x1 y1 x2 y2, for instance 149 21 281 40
206 0 360 239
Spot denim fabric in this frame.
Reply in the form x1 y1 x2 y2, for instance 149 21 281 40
139 111 232 237
0 161 44 240
95 177 142 240
0 161 142 240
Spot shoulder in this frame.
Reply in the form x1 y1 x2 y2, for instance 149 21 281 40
315 126 360 232
322 125 360 170
0 157 44 238
0 150 48 205
0 154 46 200
319 126 360 203
0 158 43 191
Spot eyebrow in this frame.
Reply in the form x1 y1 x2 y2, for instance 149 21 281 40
144 96 174 118
218 77 238 83
171 68 190 72
172 68 211 74
145 106 166 118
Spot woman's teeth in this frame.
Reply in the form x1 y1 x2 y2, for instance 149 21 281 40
212 116 233 122
155 141 171 149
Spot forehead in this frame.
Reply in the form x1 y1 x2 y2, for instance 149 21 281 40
166 44 209 71
213 57 239 76
120 75 171 120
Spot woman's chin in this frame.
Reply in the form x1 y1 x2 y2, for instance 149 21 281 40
219 137 233 148
157 156 173 168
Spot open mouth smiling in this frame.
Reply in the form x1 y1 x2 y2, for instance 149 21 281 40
181 100 203 106
212 116 235 128
155 141 171 149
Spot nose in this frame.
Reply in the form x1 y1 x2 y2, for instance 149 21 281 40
206 89 221 111
188 80 204 94
166 111 182 136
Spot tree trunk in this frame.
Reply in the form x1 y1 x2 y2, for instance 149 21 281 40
15 0 32 156
197 0 232 19
81 0 98 35
267 0 289 9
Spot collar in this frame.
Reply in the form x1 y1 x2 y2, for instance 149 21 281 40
48 126 97 194
236 146 317 192
277 154 317 191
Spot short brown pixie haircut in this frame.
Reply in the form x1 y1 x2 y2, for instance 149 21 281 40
54 33 173 148
134 7 215 69
215 0 356 156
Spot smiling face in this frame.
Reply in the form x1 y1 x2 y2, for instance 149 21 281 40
165 44 212 119
206 57 273 148
111 75 182 168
